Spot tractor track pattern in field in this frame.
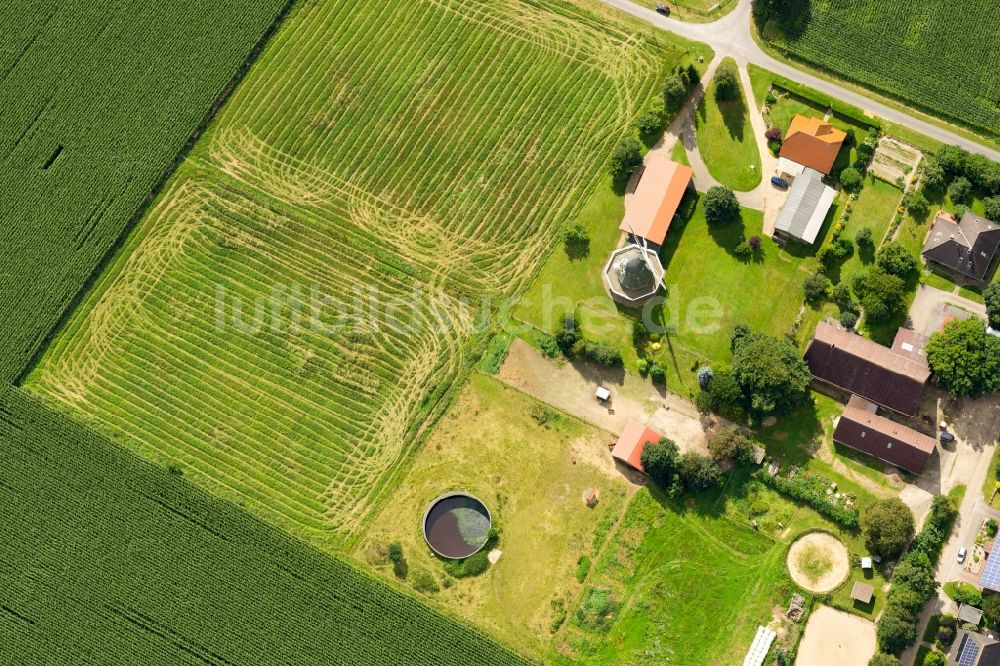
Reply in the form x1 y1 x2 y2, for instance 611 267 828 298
27 0 679 546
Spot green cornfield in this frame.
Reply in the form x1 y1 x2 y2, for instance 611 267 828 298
758 0 1000 138
0 0 292 383
0 387 531 665
26 0 695 548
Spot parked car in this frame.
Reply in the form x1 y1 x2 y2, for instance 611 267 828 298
770 176 789 189
655 3 670 15
958 547 967 563
940 431 956 443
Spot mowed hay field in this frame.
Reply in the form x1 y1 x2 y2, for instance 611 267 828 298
27 0 701 549
756 0 1000 139
0 0 290 382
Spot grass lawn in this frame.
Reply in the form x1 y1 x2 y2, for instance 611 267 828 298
695 58 761 191
360 373 633 658
983 444 1000 506
671 138 690 166
655 195 807 362
515 175 811 386
553 486 790 664
819 176 902 287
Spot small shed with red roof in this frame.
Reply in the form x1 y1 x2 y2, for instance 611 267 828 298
611 420 663 472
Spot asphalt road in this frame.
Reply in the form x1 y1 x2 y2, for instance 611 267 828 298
596 0 1000 162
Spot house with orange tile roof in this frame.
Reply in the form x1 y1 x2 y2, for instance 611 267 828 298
610 419 663 472
778 115 847 177
619 154 693 249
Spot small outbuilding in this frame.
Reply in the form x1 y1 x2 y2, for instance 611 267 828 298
772 167 837 246
611 420 663 473
619 154 694 249
850 581 874 605
959 604 984 628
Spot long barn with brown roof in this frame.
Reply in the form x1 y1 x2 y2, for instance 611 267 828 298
833 396 936 474
804 322 930 416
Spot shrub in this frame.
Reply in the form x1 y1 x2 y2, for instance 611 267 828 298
443 550 489 578
954 203 969 220
861 498 915 559
412 571 440 594
583 341 623 368
902 190 929 218
765 91 777 105
988 519 999 538
876 241 918 277
840 311 858 329
926 318 1000 398
539 333 559 358
636 358 650 376
936 625 955 645
663 75 688 112
677 452 722 491
923 160 946 190
840 167 862 191
640 438 681 495
704 186 740 225
985 282 1000 327
388 541 404 564
948 176 972 204
983 594 1000 626
714 67 739 102
765 127 782 142
575 556 591 583
869 654 900 666
685 63 700 85
856 226 874 247
831 283 854 308
549 598 567 633
707 426 755 465
649 363 667 383
696 366 713 389
608 136 642 186
985 196 1000 222
951 584 982 608
835 236 855 257
803 272 831 305
636 98 666 136
748 235 762 250
876 605 917 654
854 266 907 324
731 329 812 417
562 222 589 255
734 240 752 258
556 315 580 355
923 651 946 666
576 589 618 632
